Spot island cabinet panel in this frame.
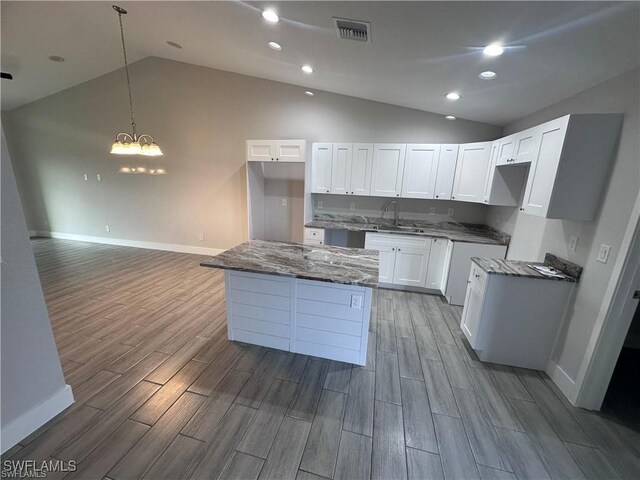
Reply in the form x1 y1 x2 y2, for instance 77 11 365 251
225 271 372 366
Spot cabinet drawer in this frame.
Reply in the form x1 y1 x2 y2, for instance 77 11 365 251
304 228 325 241
469 263 488 291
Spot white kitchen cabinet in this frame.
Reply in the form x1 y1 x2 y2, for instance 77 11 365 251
511 127 540 164
371 144 406 197
311 143 333 193
460 273 485 345
392 237 432 287
350 144 374 196
495 135 516 166
363 236 397 283
247 140 306 162
444 242 508 306
401 144 440 199
434 144 459 200
451 142 492 203
304 227 325 245
520 113 622 221
425 238 451 291
482 140 528 207
330 143 352 195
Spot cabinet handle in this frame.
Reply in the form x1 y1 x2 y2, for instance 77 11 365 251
392 247 395 251
351 191 354 194
326 190 330 193
396 194 400 197
452 196 455 199
475 274 480 278
520 208 524 212
397 248 401 252
436 195 439 198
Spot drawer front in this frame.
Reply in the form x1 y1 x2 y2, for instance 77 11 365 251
229 273 291 297
232 329 290 351
469 263 488 291
296 327 361 350
231 303 290 325
394 235 431 250
304 228 325 241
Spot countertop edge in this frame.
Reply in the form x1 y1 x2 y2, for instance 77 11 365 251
470 257 578 283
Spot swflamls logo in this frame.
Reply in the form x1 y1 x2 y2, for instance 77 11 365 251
2 460 76 478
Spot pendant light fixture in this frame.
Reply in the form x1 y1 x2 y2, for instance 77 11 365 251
110 5 162 156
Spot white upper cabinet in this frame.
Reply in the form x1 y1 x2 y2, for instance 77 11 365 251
247 140 275 162
520 113 622 221
451 142 492 203
482 140 500 204
434 144 459 200
311 143 333 193
330 144 353 195
275 140 306 162
350 144 374 196
401 144 441 199
371 144 406 197
483 139 528 207
247 140 305 162
511 127 540 164
496 135 516 166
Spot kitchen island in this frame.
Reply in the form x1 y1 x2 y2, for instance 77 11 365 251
201 240 378 365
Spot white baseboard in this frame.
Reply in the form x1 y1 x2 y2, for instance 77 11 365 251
546 360 577 404
33 231 224 256
1 385 74 454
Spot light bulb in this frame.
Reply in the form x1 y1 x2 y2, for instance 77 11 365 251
483 44 504 56
301 65 313 74
111 141 126 154
129 142 142 155
262 10 279 23
446 92 461 100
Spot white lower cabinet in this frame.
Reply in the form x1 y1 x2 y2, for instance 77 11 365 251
460 265 487 345
425 238 451 291
392 239 431 287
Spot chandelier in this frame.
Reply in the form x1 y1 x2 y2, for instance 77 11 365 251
110 5 162 156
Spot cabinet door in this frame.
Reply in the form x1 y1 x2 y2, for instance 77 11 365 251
392 242 431 287
512 127 540 164
496 135 516 166
311 143 333 194
521 117 569 217
247 140 275 162
371 144 406 197
401 144 440 199
365 241 397 284
275 140 306 162
425 238 449 292
460 281 484 347
482 140 500 204
451 142 492 203
350 144 374 196
330 144 353 195
434 144 459 200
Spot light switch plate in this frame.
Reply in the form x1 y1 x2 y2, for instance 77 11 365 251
96 174 102 181
597 244 611 264
350 294 363 309
83 173 88 181
568 236 578 252
281 198 287 207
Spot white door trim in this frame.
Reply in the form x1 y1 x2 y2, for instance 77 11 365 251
573 192 640 409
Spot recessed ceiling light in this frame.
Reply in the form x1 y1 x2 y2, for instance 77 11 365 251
445 115 456 120
446 92 461 100
479 71 497 79
166 41 183 49
48 55 65 62
262 9 279 23
268 41 282 51
483 44 504 56
305 91 315 96
301 65 314 74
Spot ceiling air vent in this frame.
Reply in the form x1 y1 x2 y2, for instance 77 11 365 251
333 18 371 43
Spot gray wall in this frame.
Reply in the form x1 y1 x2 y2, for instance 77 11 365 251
1 124 70 447
3 56 501 250
487 68 640 382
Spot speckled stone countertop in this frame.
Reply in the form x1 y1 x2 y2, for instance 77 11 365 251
305 214 510 246
200 240 379 288
471 254 581 283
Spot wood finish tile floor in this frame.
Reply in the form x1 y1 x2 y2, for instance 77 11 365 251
4 238 640 480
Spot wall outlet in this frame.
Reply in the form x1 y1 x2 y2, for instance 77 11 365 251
199 234 205 241
447 208 454 216
350 294 363 309
96 174 102 181
350 202 356 211
105 225 110 232
596 244 611 264
83 173 88 181
281 198 288 207
568 236 578 252
317 200 323 208
429 207 436 215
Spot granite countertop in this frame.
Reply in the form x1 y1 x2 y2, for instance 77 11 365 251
200 240 379 288
471 253 582 283
305 214 510 246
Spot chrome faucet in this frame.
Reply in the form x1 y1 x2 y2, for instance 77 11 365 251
381 200 401 226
